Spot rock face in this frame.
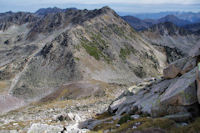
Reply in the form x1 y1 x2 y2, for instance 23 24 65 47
163 57 196 79
161 67 197 106
108 55 200 119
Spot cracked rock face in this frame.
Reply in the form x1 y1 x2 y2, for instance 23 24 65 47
108 56 200 118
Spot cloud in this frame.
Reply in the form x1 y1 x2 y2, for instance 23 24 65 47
0 0 199 13
36 0 200 4
1 0 200 5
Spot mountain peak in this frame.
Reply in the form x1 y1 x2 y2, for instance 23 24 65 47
35 7 77 16
158 15 191 26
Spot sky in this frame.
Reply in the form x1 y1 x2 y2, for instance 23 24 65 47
0 0 200 13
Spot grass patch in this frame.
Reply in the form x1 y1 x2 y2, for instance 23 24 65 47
90 115 200 133
171 117 200 133
0 81 8 93
80 33 111 63
119 47 131 60
108 24 125 37
95 112 111 120
82 43 101 60
118 114 132 124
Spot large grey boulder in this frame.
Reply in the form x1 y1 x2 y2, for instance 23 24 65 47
161 67 197 106
108 78 173 116
163 57 196 79
108 67 198 118
27 123 63 133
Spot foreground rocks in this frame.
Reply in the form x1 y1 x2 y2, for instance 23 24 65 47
163 57 196 79
108 54 200 120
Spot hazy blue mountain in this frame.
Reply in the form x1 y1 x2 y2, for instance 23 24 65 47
122 14 191 30
120 11 200 23
122 16 155 31
158 15 191 26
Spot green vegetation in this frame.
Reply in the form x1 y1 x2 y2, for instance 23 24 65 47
119 47 131 60
80 32 111 63
74 45 81 51
108 24 125 37
82 43 101 60
89 111 200 133
119 43 138 60
118 114 132 124
74 57 80 61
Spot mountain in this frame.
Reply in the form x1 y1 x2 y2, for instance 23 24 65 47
183 22 200 33
141 22 200 62
0 6 167 114
35 7 77 16
122 16 156 31
0 11 38 31
122 15 191 31
128 11 200 23
158 15 191 26
87 46 200 133
1 6 200 132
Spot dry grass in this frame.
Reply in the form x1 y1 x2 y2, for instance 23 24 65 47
0 81 9 93
89 113 200 133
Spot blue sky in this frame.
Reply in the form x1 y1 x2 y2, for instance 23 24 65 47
0 0 200 13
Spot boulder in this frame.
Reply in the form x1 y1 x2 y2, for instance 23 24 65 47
163 57 196 79
27 123 63 133
53 112 82 122
161 67 197 106
189 41 200 57
108 79 173 116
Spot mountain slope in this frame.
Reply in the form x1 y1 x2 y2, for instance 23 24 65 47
0 7 166 112
141 22 200 62
183 22 200 34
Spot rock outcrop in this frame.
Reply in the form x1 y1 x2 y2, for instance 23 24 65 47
108 52 200 119
163 57 196 79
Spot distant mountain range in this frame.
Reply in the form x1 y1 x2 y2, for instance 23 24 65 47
122 14 200 32
120 11 200 23
35 7 77 16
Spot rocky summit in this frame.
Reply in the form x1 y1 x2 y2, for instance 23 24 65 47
0 6 200 133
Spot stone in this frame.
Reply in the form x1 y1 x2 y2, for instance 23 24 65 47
116 124 120 127
131 114 140 119
132 126 137 129
66 123 89 133
27 123 63 133
53 112 82 122
161 67 197 106
163 57 196 79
